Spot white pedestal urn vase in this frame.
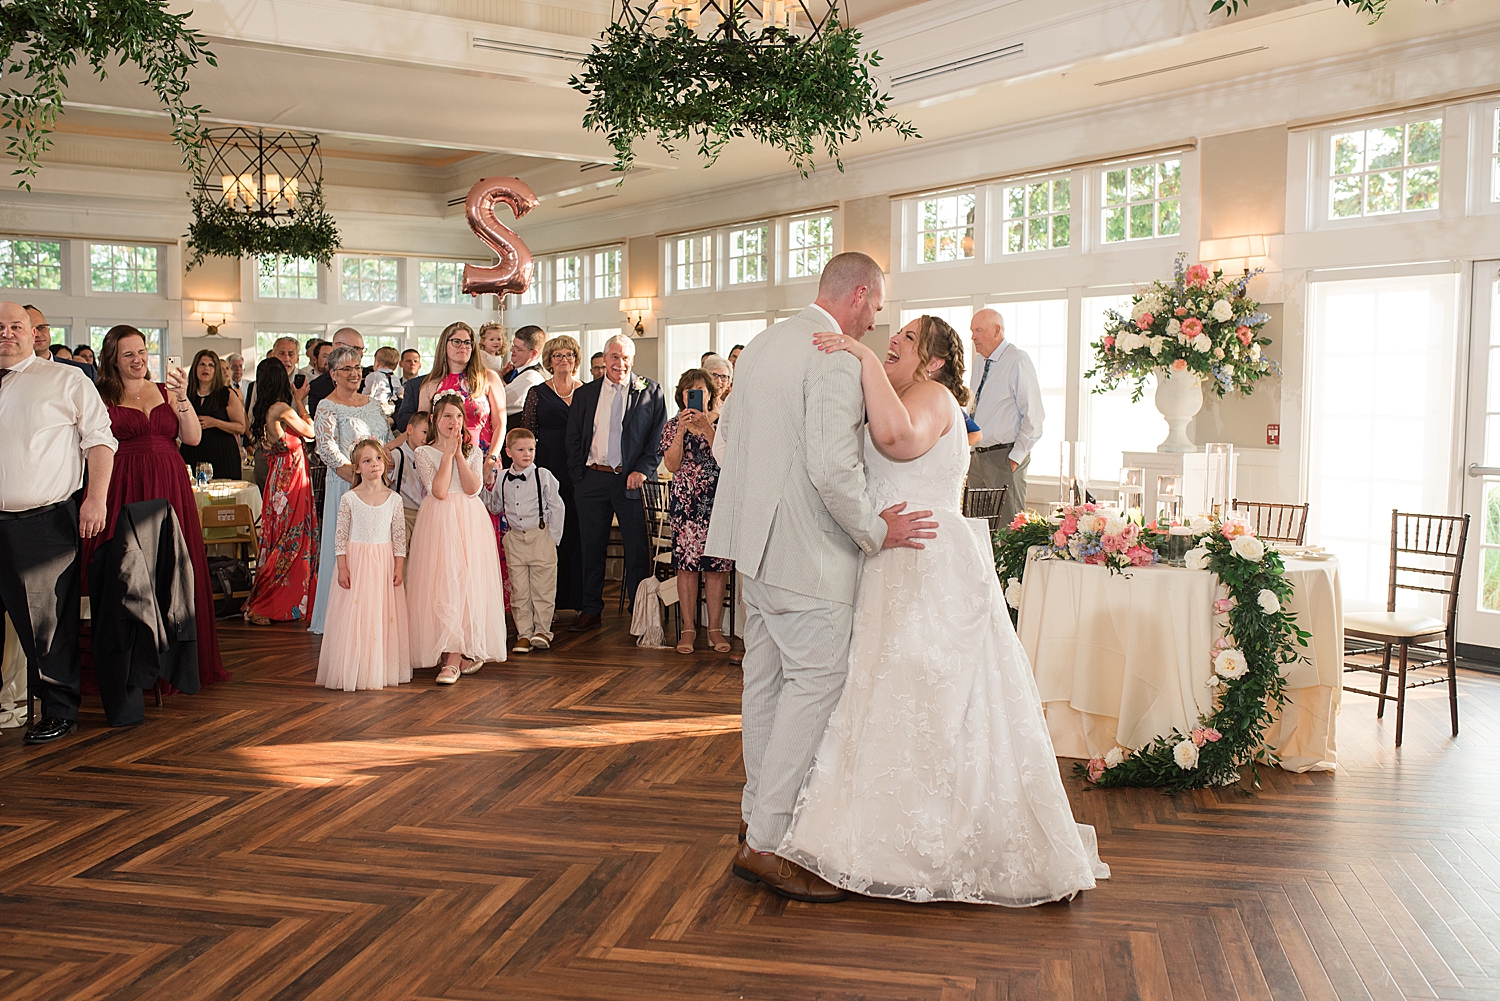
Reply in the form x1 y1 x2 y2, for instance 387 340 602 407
1154 367 1203 453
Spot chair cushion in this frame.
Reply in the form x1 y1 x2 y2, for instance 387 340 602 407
1344 610 1445 639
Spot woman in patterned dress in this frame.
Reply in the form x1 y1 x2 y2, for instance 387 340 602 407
417 322 510 604
659 368 734 655
244 358 318 624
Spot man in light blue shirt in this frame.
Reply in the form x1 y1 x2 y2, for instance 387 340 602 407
968 308 1043 524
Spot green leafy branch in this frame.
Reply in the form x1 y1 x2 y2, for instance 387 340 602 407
0 0 216 188
185 191 341 271
1210 0 1438 24
568 7 916 177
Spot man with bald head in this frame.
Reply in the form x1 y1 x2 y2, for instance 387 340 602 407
706 251 937 903
0 301 117 744
968 308 1043 525
307 326 367 419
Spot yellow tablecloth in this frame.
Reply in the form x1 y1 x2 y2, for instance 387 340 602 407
1016 553 1343 773
192 479 262 540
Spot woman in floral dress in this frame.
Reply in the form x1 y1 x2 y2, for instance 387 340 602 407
660 368 734 655
244 358 319 624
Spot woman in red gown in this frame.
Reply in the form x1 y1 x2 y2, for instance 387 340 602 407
84 326 228 686
243 357 318 623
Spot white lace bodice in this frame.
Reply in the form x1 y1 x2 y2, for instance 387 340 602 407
315 398 390 468
414 444 484 494
862 400 968 515
334 490 407 557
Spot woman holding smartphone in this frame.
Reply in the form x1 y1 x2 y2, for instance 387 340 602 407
659 368 734 655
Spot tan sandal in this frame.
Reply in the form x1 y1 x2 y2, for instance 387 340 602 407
436 664 461 685
676 630 696 655
708 629 731 654
245 613 271 626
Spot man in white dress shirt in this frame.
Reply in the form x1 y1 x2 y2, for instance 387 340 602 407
967 308 1043 525
504 324 548 418
0 301 117 745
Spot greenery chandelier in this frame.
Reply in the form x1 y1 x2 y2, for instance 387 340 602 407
185 127 341 270
569 1 917 177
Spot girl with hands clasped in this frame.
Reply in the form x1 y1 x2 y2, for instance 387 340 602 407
315 438 412 692
405 393 508 685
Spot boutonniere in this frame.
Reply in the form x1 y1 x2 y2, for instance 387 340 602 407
632 376 648 393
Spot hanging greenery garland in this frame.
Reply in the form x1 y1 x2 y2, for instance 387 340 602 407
569 2 916 177
0 0 215 188
185 192 341 270
1211 0 1437 22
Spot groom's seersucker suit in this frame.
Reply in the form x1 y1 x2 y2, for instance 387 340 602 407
705 303 888 853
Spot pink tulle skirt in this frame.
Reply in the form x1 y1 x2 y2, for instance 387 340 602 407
407 491 509 666
315 541 413 691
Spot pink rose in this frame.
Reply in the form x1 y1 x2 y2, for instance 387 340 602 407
1214 597 1233 613
1136 313 1154 329
1191 727 1208 747
1052 530 1068 547
1103 335 1115 349
1236 325 1252 346
1101 533 1126 553
1203 727 1222 742
1185 263 1211 287
1061 516 1078 535
1175 306 1188 317
1087 758 1106 782
1170 358 1189 372
1085 552 1107 565
1181 317 1203 337
1127 546 1155 566
1122 524 1139 545
1009 512 1029 530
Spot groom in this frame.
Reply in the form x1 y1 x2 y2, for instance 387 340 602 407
706 252 937 903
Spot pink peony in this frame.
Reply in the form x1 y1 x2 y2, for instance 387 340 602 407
1175 306 1188 317
1052 530 1068 547
1181 317 1203 337
1185 263 1211 287
1060 516 1078 535
1236 325 1252 346
1103 335 1116 349
1087 757 1106 782
1136 313 1154 329
1085 552 1108 565
1219 518 1252 540
1170 358 1189 372
1009 512 1030 530
1127 546 1155 566
1203 727 1222 742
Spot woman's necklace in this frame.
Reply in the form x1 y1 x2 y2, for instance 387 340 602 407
551 376 575 402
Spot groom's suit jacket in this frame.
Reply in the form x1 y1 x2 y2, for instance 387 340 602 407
705 304 887 604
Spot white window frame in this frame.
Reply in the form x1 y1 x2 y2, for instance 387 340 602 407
520 258 547 306
553 253 584 303
908 189 980 270
417 260 466 304
1313 110 1445 229
339 255 401 303
88 243 163 295
997 173 1075 259
784 212 838 283
1097 155 1185 248
0 237 65 291
727 223 771 287
593 246 624 300
670 231 715 294
257 256 322 301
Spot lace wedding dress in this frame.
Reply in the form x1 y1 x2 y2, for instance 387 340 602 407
778 402 1110 906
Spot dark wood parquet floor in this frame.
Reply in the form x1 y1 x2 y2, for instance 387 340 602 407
3 602 1500 1001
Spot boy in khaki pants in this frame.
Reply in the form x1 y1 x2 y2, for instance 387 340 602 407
483 428 565 652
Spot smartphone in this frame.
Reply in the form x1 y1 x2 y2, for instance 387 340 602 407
166 354 181 372
294 373 306 389
686 388 705 412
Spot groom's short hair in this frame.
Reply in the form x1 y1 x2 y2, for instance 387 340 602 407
818 252 884 301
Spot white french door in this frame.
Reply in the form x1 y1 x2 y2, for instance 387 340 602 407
1458 262 1500 649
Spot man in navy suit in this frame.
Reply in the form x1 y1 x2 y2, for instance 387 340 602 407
565 332 667 631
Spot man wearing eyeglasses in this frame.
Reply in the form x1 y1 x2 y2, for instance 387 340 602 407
307 327 366 420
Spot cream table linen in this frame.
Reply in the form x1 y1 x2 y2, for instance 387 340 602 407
1016 553 1342 773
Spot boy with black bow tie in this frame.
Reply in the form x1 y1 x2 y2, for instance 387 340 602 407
484 427 564 653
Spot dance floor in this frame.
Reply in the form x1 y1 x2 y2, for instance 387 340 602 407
4 604 1500 1001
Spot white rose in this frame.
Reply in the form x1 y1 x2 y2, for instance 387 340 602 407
1230 534 1265 563
1192 334 1211 352
1167 319 1182 337
1212 299 1234 322
1222 363 1235 377
1120 331 1144 353
1184 546 1210 571
1173 739 1200 770
1189 516 1213 535
1251 343 1261 360
1130 301 1148 321
1149 336 1164 357
1104 746 1126 768
1214 347 1224 359
1257 588 1280 614
1005 578 1023 609
1214 648 1249 679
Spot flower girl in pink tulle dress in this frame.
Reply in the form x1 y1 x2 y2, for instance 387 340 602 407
315 438 413 691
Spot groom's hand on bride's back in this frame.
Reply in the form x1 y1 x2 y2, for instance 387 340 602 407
879 502 937 550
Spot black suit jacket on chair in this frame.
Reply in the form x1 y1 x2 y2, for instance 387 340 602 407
565 376 667 493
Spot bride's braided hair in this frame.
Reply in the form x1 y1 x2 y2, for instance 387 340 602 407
912 315 971 408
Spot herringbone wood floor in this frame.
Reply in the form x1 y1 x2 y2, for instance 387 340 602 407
3 604 1500 1001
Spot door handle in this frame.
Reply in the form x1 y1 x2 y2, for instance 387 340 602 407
1468 463 1500 477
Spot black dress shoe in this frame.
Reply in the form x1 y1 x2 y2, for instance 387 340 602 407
570 612 602 632
23 717 78 745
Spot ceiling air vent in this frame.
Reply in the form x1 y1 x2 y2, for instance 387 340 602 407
891 42 1024 88
470 34 590 62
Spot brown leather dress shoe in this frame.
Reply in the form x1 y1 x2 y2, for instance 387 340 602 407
738 820 747 844
569 612 602 632
731 843 847 903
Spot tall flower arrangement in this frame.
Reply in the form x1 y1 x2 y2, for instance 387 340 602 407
1085 255 1275 402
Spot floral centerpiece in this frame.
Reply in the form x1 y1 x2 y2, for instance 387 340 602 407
993 511 1309 792
1085 255 1275 402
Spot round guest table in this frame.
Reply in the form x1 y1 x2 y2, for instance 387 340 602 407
1015 552 1343 773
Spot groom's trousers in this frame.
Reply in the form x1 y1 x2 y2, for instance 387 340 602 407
739 575 853 854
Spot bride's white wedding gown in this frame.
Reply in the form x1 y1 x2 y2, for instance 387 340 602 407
778 402 1110 906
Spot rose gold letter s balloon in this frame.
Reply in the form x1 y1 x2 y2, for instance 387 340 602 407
461 177 539 297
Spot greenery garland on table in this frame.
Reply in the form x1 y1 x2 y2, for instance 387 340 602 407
185 192 341 271
568 6 916 177
0 0 216 188
995 511 1310 793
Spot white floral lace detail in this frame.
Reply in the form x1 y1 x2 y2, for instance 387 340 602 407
334 491 407 557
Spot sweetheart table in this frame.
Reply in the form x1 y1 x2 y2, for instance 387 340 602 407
1015 553 1343 773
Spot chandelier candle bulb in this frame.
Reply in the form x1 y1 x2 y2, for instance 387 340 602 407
263 173 281 203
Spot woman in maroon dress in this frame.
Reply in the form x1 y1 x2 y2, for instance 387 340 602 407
84 325 228 685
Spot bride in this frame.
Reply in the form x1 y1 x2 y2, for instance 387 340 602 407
778 315 1109 906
